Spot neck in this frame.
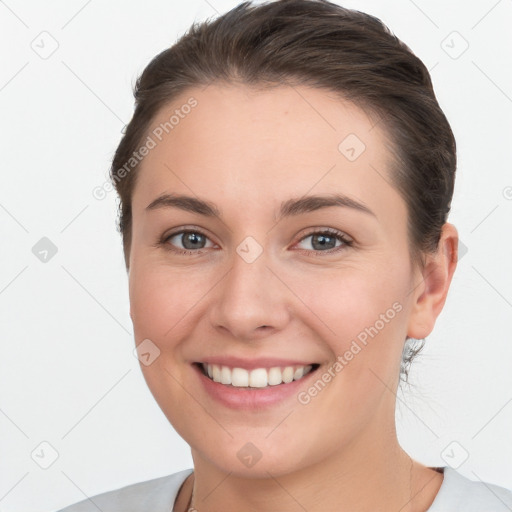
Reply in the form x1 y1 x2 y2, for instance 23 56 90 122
186 418 416 512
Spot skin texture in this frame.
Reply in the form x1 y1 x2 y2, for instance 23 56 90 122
127 83 458 511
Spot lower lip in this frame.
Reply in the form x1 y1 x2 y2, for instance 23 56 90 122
192 364 319 410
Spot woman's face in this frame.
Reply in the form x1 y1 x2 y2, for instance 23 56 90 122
128 83 429 476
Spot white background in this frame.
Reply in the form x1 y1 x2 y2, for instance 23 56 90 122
0 1 511 510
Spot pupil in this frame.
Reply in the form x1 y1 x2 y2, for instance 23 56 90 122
183 232 204 249
313 234 335 250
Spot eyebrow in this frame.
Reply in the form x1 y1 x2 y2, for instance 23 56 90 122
145 193 376 220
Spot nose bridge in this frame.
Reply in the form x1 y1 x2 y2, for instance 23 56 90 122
209 238 290 339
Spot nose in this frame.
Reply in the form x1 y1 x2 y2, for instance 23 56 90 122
208 247 292 342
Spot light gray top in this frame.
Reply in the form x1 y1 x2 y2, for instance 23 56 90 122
54 466 512 511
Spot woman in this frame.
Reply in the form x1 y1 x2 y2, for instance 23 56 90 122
57 0 512 510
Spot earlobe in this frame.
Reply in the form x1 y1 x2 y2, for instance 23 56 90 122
407 223 459 340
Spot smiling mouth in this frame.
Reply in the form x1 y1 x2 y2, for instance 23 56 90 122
195 362 320 388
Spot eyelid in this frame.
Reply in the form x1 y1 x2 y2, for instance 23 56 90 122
161 225 213 240
297 226 353 243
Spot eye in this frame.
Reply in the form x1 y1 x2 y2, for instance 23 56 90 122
160 229 216 255
294 228 353 255
156 227 353 256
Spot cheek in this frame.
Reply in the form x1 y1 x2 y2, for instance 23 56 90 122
288 270 408 436
129 263 206 341
287 262 409 380
128 264 206 430
291 262 408 337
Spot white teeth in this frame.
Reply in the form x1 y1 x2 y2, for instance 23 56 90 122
212 365 221 383
282 366 294 383
220 366 232 385
268 367 283 386
202 363 315 388
231 367 249 386
249 368 268 388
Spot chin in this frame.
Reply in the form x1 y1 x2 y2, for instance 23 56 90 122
190 434 319 479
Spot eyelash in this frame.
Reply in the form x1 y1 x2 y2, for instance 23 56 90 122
157 227 353 256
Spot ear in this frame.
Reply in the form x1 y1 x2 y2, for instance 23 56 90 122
407 222 459 340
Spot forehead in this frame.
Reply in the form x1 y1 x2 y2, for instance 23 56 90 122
132 82 401 221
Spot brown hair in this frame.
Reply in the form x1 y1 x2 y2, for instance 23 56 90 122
110 0 456 382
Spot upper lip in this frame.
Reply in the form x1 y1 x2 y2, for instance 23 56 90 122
195 356 318 370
